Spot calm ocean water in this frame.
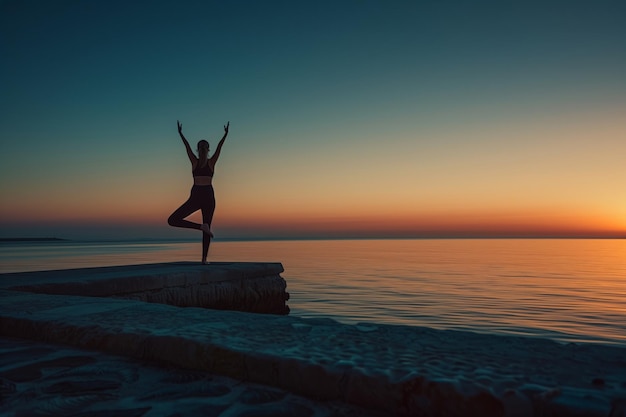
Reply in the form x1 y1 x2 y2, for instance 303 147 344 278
1 238 625 347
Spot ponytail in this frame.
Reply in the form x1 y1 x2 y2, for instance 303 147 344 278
197 140 209 167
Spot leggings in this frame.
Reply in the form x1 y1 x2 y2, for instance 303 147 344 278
168 185 215 260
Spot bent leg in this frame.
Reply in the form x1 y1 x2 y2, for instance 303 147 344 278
168 198 201 230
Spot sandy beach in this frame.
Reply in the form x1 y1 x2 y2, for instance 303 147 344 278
0 336 384 417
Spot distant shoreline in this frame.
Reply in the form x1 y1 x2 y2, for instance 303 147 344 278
0 237 68 242
0 236 623 243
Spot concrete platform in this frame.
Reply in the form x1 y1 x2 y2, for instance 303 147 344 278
0 262 289 315
1 263 625 416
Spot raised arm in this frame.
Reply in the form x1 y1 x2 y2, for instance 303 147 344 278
177 120 197 164
210 121 229 165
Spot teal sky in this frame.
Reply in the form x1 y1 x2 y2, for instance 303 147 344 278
1 0 625 240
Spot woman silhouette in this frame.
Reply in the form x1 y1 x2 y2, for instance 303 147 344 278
168 120 229 264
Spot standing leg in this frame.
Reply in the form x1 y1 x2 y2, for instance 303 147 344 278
200 187 216 264
201 228 210 264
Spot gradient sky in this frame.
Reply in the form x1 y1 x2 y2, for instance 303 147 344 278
1 0 625 240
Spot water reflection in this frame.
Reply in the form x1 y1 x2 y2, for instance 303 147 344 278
1 238 625 346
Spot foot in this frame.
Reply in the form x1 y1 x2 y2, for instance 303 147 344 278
200 223 213 238
202 260 210 265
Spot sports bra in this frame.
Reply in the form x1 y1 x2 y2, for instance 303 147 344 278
193 161 213 177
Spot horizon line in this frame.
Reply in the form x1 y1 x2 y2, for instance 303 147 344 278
2 235 625 243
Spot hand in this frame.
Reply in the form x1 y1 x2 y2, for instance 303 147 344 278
224 121 230 134
177 120 183 134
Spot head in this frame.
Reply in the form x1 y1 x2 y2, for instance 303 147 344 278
197 140 209 158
